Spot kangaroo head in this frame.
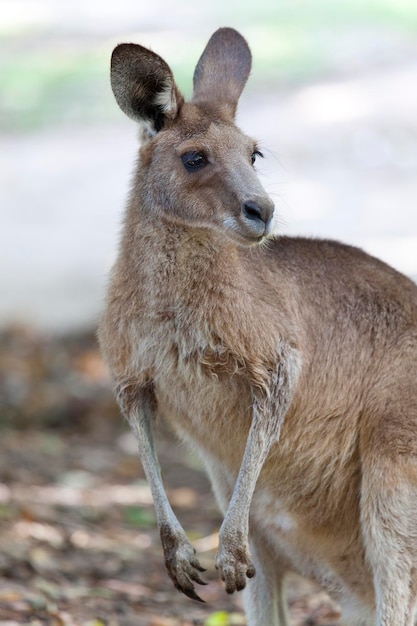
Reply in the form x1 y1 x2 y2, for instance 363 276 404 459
110 28 275 246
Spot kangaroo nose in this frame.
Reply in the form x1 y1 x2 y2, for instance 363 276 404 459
242 201 273 228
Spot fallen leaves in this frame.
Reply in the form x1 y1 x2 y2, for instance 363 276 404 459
205 611 246 626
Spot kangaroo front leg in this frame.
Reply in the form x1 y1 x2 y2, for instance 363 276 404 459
117 382 206 601
215 344 300 594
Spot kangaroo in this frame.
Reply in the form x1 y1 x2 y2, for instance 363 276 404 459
98 27 417 625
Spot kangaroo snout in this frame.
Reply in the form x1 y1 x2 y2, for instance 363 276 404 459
241 198 274 238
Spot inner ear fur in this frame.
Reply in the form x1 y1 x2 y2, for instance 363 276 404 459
110 43 183 135
192 28 252 118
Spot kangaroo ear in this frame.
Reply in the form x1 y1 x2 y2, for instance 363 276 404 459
110 43 183 137
192 28 251 118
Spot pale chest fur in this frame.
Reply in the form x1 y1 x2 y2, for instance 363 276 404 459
128 308 256 466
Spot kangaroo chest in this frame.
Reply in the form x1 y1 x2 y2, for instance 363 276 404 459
133 265 273 463
150 328 254 467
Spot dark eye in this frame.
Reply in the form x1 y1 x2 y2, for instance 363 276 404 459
251 149 264 165
181 151 208 172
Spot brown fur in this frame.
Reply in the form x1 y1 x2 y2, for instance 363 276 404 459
98 28 417 625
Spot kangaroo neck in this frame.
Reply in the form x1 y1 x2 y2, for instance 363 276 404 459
128 208 243 289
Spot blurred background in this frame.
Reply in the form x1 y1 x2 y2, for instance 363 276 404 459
1 0 417 330
0 1 416 624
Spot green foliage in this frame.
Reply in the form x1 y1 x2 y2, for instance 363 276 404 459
0 503 17 520
0 48 110 132
124 505 156 528
1 0 416 133
205 612 231 626
204 611 246 625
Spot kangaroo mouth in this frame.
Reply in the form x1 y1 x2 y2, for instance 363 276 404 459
222 219 272 247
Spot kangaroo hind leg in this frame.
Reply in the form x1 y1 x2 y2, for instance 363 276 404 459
242 538 291 626
361 446 417 626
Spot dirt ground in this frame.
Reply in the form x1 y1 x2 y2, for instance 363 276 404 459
0 325 343 626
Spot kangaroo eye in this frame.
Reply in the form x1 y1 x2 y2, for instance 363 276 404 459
181 151 208 172
251 150 264 165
